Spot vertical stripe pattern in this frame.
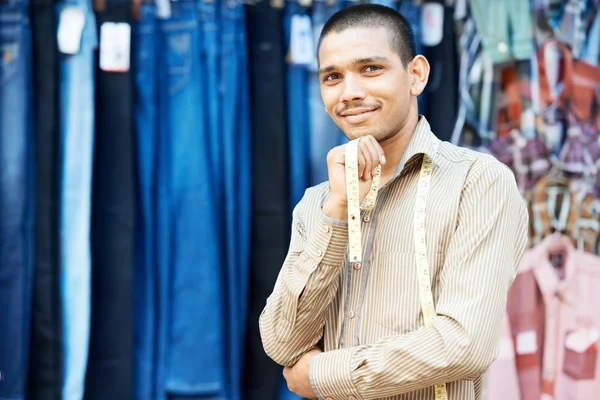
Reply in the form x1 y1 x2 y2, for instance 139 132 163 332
259 117 529 400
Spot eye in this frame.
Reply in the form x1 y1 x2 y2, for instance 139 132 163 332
364 65 382 72
324 73 340 82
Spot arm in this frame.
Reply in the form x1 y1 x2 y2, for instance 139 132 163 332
259 192 349 367
309 162 530 399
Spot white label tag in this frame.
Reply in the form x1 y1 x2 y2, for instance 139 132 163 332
516 330 538 355
57 6 86 55
156 0 171 19
290 15 314 66
565 329 600 353
421 3 444 47
99 22 131 73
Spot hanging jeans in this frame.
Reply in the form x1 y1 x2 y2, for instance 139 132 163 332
57 0 97 398
84 1 135 399
28 0 62 397
219 2 251 398
242 1 291 398
156 1 226 397
0 2 34 399
308 0 344 187
284 0 310 209
132 3 158 400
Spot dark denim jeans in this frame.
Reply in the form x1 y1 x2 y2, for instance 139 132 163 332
84 1 136 399
132 3 158 400
0 3 34 399
28 0 62 396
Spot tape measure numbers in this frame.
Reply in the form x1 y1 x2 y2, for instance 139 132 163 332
344 139 448 400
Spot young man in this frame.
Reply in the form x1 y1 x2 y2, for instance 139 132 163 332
259 5 528 399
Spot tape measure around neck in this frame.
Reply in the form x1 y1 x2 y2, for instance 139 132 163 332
413 154 448 400
344 140 447 400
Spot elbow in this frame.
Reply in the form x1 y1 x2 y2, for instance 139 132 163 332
259 311 297 367
450 338 497 380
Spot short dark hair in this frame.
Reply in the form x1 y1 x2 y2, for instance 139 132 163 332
317 4 417 69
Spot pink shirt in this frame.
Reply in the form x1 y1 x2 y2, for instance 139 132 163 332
486 234 600 399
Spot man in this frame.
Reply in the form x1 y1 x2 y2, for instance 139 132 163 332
259 4 528 400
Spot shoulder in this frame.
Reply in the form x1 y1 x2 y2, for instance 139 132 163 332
436 140 517 190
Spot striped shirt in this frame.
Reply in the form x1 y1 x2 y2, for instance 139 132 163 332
259 116 529 400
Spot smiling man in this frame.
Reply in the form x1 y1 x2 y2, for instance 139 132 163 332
259 4 528 400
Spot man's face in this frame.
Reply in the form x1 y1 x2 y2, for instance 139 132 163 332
318 26 413 142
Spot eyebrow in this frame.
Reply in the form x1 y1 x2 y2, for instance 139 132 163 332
318 56 390 75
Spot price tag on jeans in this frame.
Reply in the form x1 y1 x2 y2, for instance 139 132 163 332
99 22 131 73
57 6 86 55
421 2 444 47
290 15 314 66
156 0 171 19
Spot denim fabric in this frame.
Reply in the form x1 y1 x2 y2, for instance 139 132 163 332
156 1 225 396
198 0 220 188
28 0 63 396
284 1 310 209
220 2 251 397
308 0 344 186
0 5 34 400
84 1 135 398
132 4 157 400
242 1 291 398
56 0 97 398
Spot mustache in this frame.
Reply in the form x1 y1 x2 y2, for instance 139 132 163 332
336 104 380 117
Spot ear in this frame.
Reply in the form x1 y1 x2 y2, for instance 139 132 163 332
408 55 430 96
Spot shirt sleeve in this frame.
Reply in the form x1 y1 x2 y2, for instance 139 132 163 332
259 192 349 367
309 161 530 400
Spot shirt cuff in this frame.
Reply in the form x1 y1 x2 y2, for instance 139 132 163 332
310 348 361 399
303 208 348 267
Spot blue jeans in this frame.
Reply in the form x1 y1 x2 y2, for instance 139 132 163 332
133 3 158 400
308 0 345 186
220 2 251 397
0 4 34 400
57 0 97 398
156 1 225 396
285 1 311 209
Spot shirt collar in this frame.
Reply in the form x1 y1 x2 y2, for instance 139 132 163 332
394 115 440 177
533 233 578 302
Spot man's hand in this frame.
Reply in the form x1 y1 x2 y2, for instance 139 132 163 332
322 135 386 221
283 347 323 399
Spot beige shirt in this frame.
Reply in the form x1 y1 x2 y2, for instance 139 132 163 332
259 116 529 400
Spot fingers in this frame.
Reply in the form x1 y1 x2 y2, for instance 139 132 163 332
357 149 367 179
359 136 386 180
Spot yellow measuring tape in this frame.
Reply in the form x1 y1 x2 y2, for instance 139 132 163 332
344 138 448 400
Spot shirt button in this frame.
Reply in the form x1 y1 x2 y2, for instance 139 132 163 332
318 249 324 257
349 310 356 319
354 262 362 270
324 225 331 233
497 41 508 53
363 214 371 222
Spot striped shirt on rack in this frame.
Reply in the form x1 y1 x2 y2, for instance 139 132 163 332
259 116 529 400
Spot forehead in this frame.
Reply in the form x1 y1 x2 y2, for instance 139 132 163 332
318 26 396 66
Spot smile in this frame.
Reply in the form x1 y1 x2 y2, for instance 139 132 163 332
341 108 377 124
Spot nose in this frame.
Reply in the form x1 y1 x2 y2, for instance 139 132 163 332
339 74 366 104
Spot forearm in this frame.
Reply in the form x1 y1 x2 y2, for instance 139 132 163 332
259 209 348 366
310 314 498 400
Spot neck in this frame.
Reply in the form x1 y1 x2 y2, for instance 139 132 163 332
379 112 419 182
